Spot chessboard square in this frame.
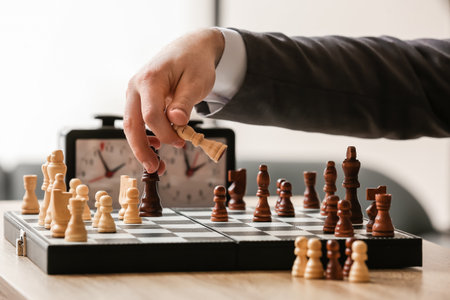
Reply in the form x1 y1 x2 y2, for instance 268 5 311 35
126 228 171 234
315 234 344 240
276 217 317 222
20 214 39 221
132 232 178 238
169 227 212 233
268 230 307 236
289 222 325 226
205 222 251 228
182 237 230 242
152 220 196 225
137 236 186 243
179 210 212 216
219 227 261 232
249 222 290 228
118 224 161 230
163 224 204 229
223 231 268 236
255 226 300 232
305 213 326 219
148 215 187 221
176 232 223 238
231 214 255 220
89 233 136 239
202 219 241 224
298 225 325 231
354 229 367 234
232 235 280 241
94 238 142 244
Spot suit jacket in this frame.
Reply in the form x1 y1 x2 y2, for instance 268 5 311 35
205 29 450 139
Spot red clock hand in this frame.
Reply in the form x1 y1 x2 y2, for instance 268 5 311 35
107 162 126 178
88 174 106 184
186 152 204 177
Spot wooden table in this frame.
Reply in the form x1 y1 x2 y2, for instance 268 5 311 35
1 199 449 300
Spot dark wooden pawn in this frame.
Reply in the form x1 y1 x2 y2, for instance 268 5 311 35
365 186 387 233
303 171 320 209
321 161 337 216
228 169 247 210
275 178 286 213
211 185 228 222
253 164 271 222
342 146 363 224
335 199 354 237
343 237 357 277
326 240 343 280
323 195 339 233
277 181 294 217
139 170 162 217
372 194 395 237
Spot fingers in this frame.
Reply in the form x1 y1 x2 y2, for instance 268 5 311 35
147 135 166 175
123 88 160 173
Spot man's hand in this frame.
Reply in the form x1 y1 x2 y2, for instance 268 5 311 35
124 28 225 174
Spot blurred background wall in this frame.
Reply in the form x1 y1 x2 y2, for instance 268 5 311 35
0 0 449 233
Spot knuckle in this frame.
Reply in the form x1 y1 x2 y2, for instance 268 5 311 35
142 108 160 125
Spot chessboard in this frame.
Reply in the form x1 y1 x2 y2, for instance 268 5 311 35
4 206 422 274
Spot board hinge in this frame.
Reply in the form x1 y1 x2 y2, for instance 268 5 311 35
16 229 27 257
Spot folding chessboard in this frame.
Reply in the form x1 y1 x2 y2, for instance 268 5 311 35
3 207 422 274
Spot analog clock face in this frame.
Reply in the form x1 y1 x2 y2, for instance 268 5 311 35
75 139 142 207
158 137 227 207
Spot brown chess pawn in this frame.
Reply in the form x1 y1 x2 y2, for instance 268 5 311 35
323 195 339 233
343 237 357 277
372 194 395 237
321 161 337 215
228 169 246 210
21 175 40 214
365 186 387 233
342 146 363 224
139 170 163 217
326 240 343 280
274 178 286 213
253 164 271 222
211 185 228 222
277 181 295 217
303 171 320 209
335 199 354 237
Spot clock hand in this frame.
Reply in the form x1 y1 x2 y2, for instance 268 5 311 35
87 162 125 183
182 147 191 172
97 150 112 173
188 162 207 176
88 174 106 184
110 162 126 174
186 152 204 177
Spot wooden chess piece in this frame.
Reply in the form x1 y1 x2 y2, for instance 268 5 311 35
38 155 51 226
69 178 81 198
253 164 271 222
211 185 228 222
323 195 339 233
292 236 308 277
274 178 286 213
321 161 337 215
343 237 357 277
65 185 88 242
335 199 354 237
342 146 363 224
51 189 72 238
304 238 324 279
118 175 130 220
139 170 163 217
349 241 370 282
45 151 67 229
366 186 387 233
303 171 320 209
46 172 66 230
21 175 40 214
228 169 247 210
277 181 295 217
124 187 142 224
326 240 343 280
92 190 108 228
173 125 227 162
372 194 395 237
98 195 116 233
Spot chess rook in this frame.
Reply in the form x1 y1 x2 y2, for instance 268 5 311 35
304 238 324 279
335 199 354 237
321 161 337 215
372 194 395 237
342 146 363 224
21 175 39 214
323 195 339 233
92 190 108 228
277 181 294 217
139 170 163 217
292 236 308 277
98 195 116 233
349 241 370 282
343 237 357 277
228 169 246 210
275 178 286 213
51 189 72 238
38 155 51 226
173 125 227 163
253 164 271 222
303 172 320 209
366 186 387 233
211 185 228 222
326 240 343 280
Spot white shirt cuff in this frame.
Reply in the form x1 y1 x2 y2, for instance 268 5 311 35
198 28 247 116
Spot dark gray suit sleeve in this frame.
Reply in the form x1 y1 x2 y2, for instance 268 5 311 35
203 29 450 139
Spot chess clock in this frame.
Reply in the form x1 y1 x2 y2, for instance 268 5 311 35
60 115 235 208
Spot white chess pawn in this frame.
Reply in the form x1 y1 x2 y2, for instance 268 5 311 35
21 175 40 214
304 238 324 279
124 187 142 224
292 236 308 277
349 241 370 282
98 195 116 233
92 190 108 228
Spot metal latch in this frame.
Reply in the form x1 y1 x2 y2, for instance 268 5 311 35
16 229 27 257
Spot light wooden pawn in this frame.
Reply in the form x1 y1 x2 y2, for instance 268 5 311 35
173 125 227 162
44 151 67 229
349 241 370 283
38 155 51 226
292 236 308 277
304 238 324 279
65 185 88 242
51 189 72 238
21 175 40 214
124 187 142 224
92 190 108 228
118 176 137 220
98 195 116 233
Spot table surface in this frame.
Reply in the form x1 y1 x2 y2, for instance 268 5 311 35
1 198 450 300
